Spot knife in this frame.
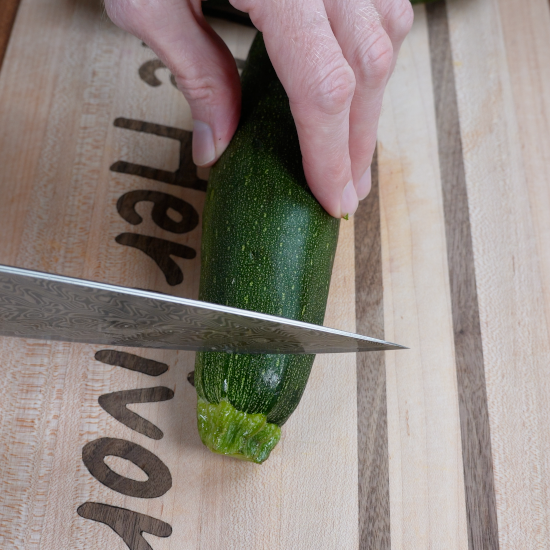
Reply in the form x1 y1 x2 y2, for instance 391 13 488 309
0 264 405 354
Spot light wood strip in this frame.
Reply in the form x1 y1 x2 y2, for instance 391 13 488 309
355 151 390 550
499 0 550 392
447 0 550 547
0 1 359 548
378 5 468 548
426 2 499 548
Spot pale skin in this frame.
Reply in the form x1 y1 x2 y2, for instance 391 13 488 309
104 0 414 218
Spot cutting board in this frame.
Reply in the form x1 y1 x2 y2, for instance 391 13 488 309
1 0 550 548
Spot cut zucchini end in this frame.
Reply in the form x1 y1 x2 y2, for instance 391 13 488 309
197 398 281 464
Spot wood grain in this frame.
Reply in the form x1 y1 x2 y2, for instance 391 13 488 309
378 6 468 548
4 0 550 547
426 2 499 549
447 0 550 547
355 150 390 550
0 0 20 71
0 2 359 548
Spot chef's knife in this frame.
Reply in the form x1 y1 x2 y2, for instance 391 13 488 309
0 264 405 353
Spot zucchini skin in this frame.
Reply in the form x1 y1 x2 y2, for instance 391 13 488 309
194 33 340 463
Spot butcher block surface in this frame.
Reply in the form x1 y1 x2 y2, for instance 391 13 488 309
1 0 550 549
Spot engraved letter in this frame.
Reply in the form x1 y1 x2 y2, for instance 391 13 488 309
82 438 172 498
117 190 199 234
98 387 174 440
110 118 206 192
94 350 169 376
115 233 196 286
78 502 172 550
138 58 177 88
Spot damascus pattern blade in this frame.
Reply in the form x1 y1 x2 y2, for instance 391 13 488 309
0 265 405 353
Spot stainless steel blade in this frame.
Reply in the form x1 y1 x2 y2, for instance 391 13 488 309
0 265 406 353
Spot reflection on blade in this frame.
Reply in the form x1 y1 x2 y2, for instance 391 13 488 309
0 265 406 354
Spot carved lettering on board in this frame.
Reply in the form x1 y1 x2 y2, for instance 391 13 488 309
111 117 205 285
138 58 178 89
115 233 196 286
82 437 173 498
78 38 249 548
113 46 244 286
98 387 174 440
94 350 169 376
117 190 199 234
77 502 172 550
78 351 175 546
111 118 207 192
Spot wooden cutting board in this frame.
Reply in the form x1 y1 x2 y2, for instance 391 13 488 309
1 0 550 549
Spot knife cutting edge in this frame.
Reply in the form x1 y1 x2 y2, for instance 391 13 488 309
0 264 406 354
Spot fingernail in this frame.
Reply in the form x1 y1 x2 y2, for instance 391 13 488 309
357 167 372 200
340 180 359 219
192 120 216 166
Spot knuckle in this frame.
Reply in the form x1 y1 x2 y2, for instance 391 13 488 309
105 0 157 33
357 29 393 83
386 0 415 42
173 70 218 104
308 59 356 116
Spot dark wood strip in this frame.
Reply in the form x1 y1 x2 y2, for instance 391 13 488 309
0 0 21 72
426 2 500 549
355 150 391 550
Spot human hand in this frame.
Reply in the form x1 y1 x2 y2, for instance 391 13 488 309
104 0 414 218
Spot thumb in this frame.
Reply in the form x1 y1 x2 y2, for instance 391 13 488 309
105 0 241 166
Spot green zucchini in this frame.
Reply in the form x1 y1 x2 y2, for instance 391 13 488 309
194 33 341 464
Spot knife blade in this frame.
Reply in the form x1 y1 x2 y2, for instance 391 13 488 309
0 264 405 354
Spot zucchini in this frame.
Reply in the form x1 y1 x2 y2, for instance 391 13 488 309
194 33 340 464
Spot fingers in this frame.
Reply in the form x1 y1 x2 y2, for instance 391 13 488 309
233 0 412 217
234 0 358 218
104 0 241 166
326 0 413 200
325 0 390 200
374 0 415 74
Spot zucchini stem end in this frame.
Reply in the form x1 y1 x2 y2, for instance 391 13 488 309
197 398 281 464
